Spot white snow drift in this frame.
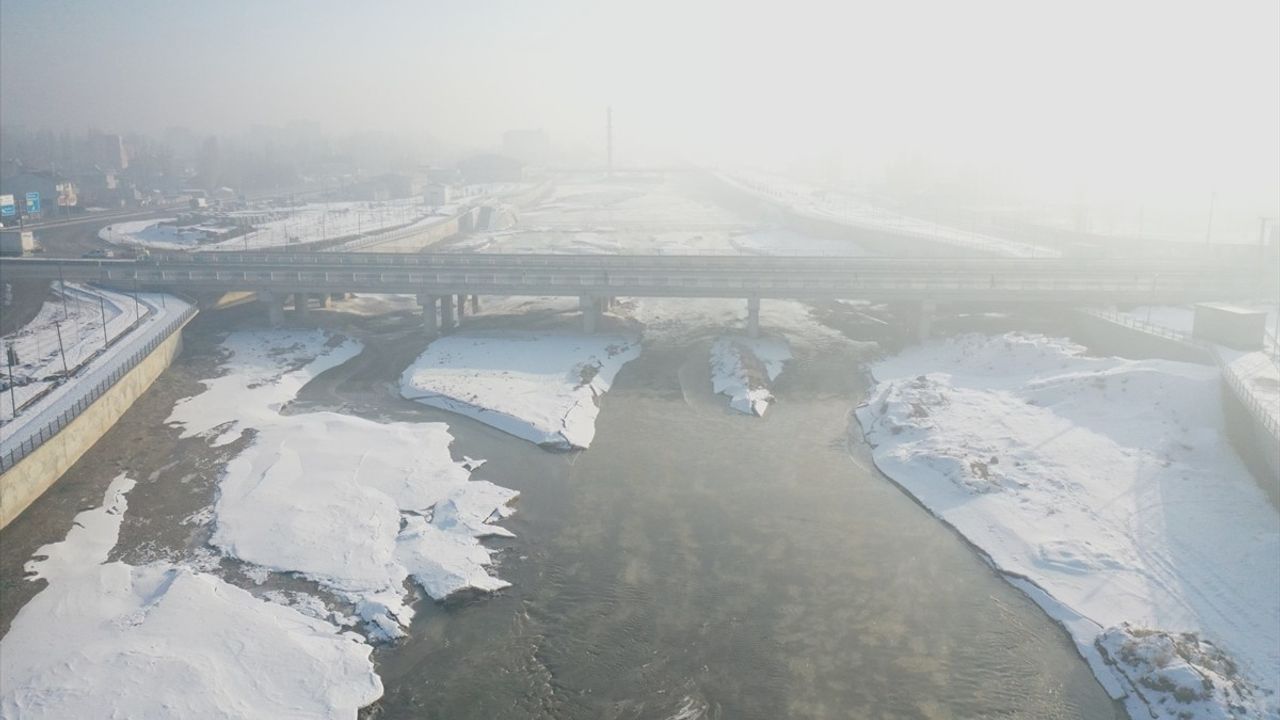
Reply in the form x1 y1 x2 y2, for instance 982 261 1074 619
167 330 518 639
0 474 382 719
400 331 641 449
857 333 1279 720
709 335 791 416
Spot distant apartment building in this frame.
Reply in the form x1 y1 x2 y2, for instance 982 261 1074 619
424 183 451 206
89 132 129 171
457 154 524 184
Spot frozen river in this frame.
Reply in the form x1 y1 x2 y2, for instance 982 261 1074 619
0 304 1125 719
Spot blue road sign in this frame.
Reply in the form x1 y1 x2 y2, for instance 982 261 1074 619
25 192 40 213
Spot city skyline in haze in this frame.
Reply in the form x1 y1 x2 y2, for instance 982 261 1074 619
2 0 1278 223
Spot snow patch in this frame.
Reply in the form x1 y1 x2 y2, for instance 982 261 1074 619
0 474 382 718
709 335 791 415
399 331 641 449
169 330 519 639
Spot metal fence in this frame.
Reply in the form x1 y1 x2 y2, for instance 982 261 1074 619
1219 357 1280 440
1086 308 1279 442
0 304 197 473
1080 308 1196 344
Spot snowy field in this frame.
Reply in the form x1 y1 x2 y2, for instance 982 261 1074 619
167 330 519 639
100 198 430 252
857 333 1280 719
719 170 1059 258
0 474 382 719
1 286 190 452
709 335 791 416
400 331 641 449
445 174 868 257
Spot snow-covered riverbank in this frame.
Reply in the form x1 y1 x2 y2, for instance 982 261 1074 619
400 331 641 449
857 333 1280 719
0 474 382 718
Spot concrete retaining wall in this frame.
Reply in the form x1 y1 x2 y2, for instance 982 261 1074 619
0 319 188 528
365 216 462 253
1070 312 1212 364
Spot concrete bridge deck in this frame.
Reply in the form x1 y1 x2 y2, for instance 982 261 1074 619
0 252 1264 304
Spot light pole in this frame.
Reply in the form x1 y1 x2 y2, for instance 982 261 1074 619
6 343 18 418
53 321 69 377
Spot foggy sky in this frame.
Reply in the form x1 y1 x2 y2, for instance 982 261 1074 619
2 0 1278 213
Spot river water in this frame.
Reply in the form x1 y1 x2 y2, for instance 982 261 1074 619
297 309 1125 720
0 305 1125 719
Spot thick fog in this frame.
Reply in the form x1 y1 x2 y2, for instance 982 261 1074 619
1 0 1277 239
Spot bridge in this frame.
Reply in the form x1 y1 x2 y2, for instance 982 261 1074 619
0 252 1265 337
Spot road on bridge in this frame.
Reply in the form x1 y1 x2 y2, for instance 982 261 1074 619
0 252 1266 305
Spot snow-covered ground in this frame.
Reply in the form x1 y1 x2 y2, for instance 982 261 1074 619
445 174 867 256
1 283 143 422
167 330 518 639
101 198 430 252
719 170 1059 258
1 286 190 452
857 333 1280 719
400 331 641 449
709 335 791 416
0 474 382 719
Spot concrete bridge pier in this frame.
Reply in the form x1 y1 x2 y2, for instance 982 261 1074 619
418 294 439 336
747 296 761 338
470 294 480 314
917 299 937 341
441 294 457 331
261 290 285 327
580 295 602 333
292 293 310 322
456 293 467 324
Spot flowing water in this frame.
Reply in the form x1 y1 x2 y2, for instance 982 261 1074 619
0 306 1125 719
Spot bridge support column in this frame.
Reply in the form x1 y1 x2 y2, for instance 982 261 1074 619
470 294 480 314
456 293 467 324
747 296 761 338
418 294 439 336
580 295 602 334
917 299 936 342
261 291 284 328
441 294 456 331
292 293 310 322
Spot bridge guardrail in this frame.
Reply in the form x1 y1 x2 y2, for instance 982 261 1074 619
0 303 197 473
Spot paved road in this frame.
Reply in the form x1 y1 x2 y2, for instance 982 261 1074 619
8 209 175 258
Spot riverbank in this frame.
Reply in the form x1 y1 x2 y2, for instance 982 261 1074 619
857 332 1280 719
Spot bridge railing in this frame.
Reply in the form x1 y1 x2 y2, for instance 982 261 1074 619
1081 308 1196 344
0 303 197 473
